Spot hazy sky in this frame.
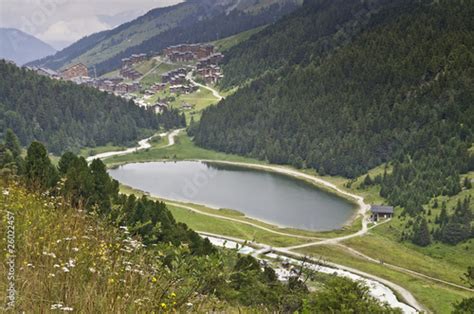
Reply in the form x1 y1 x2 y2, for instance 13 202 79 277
0 0 182 49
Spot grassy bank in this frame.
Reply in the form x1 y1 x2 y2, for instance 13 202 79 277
295 245 470 314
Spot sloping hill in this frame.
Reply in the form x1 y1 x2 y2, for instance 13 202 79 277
219 0 398 88
0 61 159 154
27 0 301 75
0 28 56 65
194 0 474 215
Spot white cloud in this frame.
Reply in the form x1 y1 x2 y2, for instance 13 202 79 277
37 17 110 43
0 0 183 45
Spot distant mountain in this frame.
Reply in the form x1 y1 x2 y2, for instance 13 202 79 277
0 28 56 65
27 0 302 75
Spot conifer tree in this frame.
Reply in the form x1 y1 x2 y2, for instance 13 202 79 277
58 152 78 175
4 129 21 158
464 177 472 189
25 142 59 190
412 217 431 247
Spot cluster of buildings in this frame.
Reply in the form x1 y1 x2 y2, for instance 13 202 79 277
162 44 214 62
120 53 147 80
149 102 169 114
196 53 224 84
170 84 197 94
28 63 142 97
161 67 197 94
120 67 141 80
22 42 226 107
95 79 141 94
161 67 187 84
121 53 147 67
29 63 89 82
145 82 167 95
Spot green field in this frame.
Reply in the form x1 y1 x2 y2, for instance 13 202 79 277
104 133 263 166
213 26 267 52
140 62 180 88
296 245 471 314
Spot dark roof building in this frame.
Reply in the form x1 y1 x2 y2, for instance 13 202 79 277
371 205 394 214
370 205 394 221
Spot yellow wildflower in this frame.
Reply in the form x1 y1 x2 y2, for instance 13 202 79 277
160 303 167 310
151 277 157 283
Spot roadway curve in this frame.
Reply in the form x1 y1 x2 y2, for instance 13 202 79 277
198 231 425 313
186 72 224 101
87 129 182 162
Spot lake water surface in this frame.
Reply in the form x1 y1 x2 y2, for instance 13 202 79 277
109 161 355 231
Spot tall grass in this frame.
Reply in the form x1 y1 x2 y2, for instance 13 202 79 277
0 182 234 312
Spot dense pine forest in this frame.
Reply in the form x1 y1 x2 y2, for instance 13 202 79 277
194 0 474 237
219 0 396 88
0 131 401 312
0 61 159 154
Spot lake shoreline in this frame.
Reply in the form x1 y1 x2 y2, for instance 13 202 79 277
109 160 363 232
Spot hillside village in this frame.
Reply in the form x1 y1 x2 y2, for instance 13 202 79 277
24 43 225 115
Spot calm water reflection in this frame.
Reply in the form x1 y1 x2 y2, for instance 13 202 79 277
109 161 355 231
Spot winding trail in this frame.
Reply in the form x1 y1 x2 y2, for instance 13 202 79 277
186 72 224 101
139 59 163 82
337 243 474 293
197 231 424 313
87 129 183 162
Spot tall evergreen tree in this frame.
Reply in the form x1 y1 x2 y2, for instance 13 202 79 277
89 159 118 214
58 152 78 175
4 128 21 158
412 217 431 247
63 157 94 209
24 142 58 190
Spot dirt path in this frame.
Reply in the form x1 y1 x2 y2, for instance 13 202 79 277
186 72 224 101
337 243 474 293
197 231 424 313
87 129 182 162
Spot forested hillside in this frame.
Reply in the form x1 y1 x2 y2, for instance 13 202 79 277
27 0 301 75
194 0 474 220
219 0 397 88
0 61 158 154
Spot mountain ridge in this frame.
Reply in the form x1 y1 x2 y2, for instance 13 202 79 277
27 0 302 75
0 28 56 65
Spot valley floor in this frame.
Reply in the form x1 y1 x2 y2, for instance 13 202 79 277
91 130 474 313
